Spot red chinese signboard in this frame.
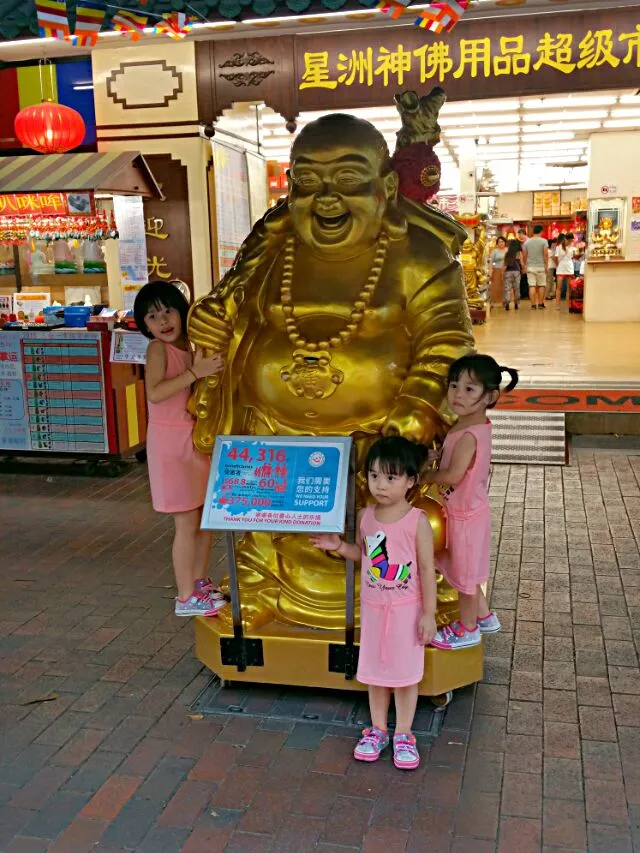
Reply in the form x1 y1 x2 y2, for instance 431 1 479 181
0 192 95 217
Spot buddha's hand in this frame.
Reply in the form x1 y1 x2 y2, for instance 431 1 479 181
188 296 233 356
382 397 440 446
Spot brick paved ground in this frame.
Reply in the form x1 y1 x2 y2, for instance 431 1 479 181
0 451 639 852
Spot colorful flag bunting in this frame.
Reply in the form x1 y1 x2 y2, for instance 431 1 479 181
36 0 70 40
415 0 468 34
377 0 410 19
109 8 148 40
153 11 195 40
67 0 106 47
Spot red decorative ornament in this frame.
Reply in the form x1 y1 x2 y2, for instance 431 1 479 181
391 142 441 203
14 102 85 154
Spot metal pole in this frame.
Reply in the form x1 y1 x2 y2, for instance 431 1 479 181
224 530 247 672
344 444 357 679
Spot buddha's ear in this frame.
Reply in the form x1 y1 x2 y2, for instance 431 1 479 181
384 169 399 201
286 169 292 193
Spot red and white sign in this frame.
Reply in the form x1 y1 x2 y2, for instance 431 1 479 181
600 185 618 196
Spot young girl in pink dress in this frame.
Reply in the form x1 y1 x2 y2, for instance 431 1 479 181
424 354 518 650
134 281 226 619
311 436 437 771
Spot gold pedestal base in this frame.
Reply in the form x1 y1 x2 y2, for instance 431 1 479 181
195 617 483 697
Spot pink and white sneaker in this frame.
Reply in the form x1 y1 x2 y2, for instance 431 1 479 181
353 727 389 762
430 620 481 650
174 591 226 617
194 578 225 600
477 612 501 634
393 732 420 770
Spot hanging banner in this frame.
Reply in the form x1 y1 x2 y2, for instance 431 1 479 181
202 435 352 533
113 195 148 286
212 142 251 280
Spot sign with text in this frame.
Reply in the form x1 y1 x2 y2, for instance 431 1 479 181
0 192 95 217
202 435 352 533
496 389 640 413
199 8 640 121
296 11 640 108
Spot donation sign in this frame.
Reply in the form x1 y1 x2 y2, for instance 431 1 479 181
201 435 352 533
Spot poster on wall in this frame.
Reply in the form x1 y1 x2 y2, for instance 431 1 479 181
629 215 640 261
246 151 269 226
0 330 109 454
113 195 149 286
110 330 149 365
212 141 251 280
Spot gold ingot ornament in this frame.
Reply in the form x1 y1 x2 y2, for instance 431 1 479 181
188 89 474 632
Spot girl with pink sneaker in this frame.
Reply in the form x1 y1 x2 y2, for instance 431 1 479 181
311 436 437 771
135 281 226 619
423 354 518 651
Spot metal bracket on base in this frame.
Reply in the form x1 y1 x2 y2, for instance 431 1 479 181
220 636 264 670
328 643 360 679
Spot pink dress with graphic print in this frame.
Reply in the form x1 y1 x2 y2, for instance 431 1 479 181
357 505 425 688
436 420 492 595
146 342 210 514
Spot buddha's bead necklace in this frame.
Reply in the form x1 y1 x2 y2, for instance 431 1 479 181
280 232 389 352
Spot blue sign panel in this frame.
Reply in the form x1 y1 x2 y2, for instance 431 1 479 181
201 435 352 533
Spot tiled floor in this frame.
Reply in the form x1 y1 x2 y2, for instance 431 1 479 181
474 307 640 388
0 452 639 851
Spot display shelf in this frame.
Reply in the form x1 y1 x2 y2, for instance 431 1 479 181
587 258 640 265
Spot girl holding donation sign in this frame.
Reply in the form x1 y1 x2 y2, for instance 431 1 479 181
311 436 437 772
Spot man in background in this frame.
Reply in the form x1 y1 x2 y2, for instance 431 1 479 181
523 225 550 309
517 228 528 300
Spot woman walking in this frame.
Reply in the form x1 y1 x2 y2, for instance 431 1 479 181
502 239 523 311
489 236 507 306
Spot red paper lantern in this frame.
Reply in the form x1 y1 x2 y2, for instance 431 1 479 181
14 102 85 154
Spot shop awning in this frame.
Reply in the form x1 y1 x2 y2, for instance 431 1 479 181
0 152 162 199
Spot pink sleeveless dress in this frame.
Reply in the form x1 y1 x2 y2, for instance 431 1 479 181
436 420 492 595
357 505 425 688
146 342 210 514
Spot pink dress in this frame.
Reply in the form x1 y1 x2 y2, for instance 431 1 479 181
146 343 210 514
436 420 492 595
357 505 425 688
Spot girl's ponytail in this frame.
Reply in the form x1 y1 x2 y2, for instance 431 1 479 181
500 366 519 393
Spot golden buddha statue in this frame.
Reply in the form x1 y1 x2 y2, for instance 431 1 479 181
590 215 621 258
188 100 474 632
460 227 486 311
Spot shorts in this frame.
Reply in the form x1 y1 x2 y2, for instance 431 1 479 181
527 268 546 288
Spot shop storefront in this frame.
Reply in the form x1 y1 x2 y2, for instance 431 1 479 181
0 151 161 462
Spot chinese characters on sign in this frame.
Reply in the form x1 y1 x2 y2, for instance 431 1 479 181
201 436 352 533
298 25 640 90
145 216 173 281
0 193 95 217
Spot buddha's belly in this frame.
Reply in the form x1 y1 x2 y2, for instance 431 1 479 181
239 327 410 433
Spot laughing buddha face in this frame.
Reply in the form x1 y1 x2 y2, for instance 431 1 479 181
287 114 399 260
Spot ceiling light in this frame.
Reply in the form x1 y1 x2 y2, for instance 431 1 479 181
440 114 514 127
447 127 520 138
522 110 607 122
520 131 575 142
603 119 640 128
441 99 521 114
486 136 519 145
610 109 640 118
523 96 617 109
